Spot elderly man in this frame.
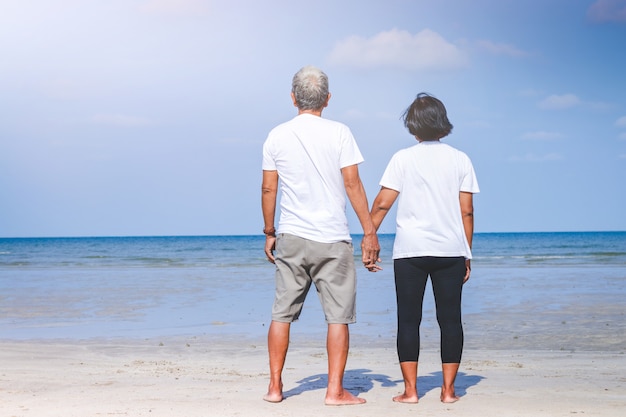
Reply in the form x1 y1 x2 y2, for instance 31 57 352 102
261 65 380 405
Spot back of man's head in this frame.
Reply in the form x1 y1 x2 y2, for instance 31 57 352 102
292 66 329 111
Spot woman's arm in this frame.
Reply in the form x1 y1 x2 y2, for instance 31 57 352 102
459 191 474 249
341 164 381 270
460 191 474 282
370 186 399 231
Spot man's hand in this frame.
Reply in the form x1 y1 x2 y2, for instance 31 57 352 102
361 233 381 272
265 236 276 263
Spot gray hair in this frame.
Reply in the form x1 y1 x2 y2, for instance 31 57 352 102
291 66 329 110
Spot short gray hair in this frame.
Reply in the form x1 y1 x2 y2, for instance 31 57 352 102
291 66 329 110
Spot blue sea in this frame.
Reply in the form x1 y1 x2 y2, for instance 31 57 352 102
1 232 625 352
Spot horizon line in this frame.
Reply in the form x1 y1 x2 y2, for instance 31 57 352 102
1 230 625 240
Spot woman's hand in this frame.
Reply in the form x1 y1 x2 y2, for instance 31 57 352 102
463 259 471 283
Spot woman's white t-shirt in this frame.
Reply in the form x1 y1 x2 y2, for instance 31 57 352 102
379 141 479 259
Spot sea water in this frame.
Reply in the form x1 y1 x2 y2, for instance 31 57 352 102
1 232 625 351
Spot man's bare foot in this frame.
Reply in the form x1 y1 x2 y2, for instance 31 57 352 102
263 392 283 403
441 394 460 403
263 382 283 403
325 389 366 406
440 386 460 403
392 392 419 403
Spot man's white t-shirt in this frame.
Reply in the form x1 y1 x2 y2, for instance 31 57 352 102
262 113 364 243
379 141 480 259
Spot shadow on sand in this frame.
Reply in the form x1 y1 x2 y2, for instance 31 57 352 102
282 368 484 400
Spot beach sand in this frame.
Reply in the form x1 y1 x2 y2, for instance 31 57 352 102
1 335 624 417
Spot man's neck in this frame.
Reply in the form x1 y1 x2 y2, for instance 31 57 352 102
298 108 323 117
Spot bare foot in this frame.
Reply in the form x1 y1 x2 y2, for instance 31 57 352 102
263 382 283 403
325 389 366 406
440 386 460 403
441 394 460 403
392 392 419 403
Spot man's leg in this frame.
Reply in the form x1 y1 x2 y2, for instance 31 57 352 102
324 323 366 405
264 320 290 402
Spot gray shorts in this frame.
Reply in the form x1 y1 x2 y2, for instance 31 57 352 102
271 233 357 324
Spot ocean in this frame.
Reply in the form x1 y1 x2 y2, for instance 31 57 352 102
1 232 625 352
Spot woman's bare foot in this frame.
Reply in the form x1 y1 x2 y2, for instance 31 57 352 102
325 389 366 406
392 392 419 403
440 386 460 403
263 382 283 403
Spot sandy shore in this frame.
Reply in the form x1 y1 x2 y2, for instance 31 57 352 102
1 335 624 417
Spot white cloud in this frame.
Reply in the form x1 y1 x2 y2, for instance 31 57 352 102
587 0 626 23
91 114 153 127
538 94 582 110
476 40 528 57
509 153 564 162
520 131 564 140
615 116 626 127
327 28 468 71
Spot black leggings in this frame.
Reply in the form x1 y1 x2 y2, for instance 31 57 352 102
394 256 465 363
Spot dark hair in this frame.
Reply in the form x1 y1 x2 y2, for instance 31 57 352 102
402 93 453 140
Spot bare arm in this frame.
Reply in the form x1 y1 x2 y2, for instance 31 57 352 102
460 191 474 283
261 170 279 263
370 186 399 231
341 164 381 271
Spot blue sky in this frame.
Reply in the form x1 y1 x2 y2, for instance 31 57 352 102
1 0 625 237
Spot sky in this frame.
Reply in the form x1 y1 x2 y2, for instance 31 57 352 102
1 0 625 237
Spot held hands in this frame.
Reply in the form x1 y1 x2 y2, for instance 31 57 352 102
265 233 382 270
361 233 382 272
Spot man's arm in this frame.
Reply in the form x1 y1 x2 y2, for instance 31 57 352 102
262 170 279 263
460 191 474 283
341 164 381 271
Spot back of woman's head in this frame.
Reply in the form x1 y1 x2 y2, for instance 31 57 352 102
292 66 329 111
402 93 453 140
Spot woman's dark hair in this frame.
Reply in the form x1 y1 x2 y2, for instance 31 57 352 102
402 93 453 140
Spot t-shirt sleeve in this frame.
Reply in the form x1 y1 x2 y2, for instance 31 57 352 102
338 125 364 168
262 136 277 171
379 152 403 192
460 154 480 193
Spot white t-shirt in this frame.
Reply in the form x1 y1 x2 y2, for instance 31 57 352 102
379 141 480 259
262 113 364 243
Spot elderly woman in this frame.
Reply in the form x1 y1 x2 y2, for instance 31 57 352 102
370 93 479 403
